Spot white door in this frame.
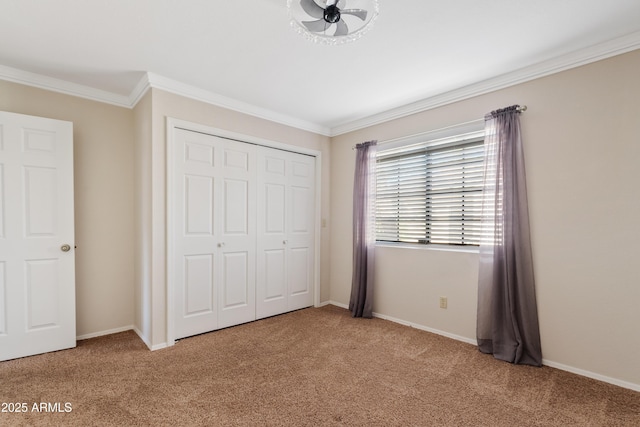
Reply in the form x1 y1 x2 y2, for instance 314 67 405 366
256 148 315 319
173 129 256 339
0 111 75 361
216 138 256 329
286 153 315 311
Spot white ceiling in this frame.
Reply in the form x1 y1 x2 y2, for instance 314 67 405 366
1 0 640 135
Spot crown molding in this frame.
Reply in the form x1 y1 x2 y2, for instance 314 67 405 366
330 30 640 136
145 73 331 136
129 73 152 107
2 30 638 137
0 64 132 108
0 64 329 135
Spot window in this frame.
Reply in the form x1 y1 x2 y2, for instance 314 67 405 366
375 135 484 246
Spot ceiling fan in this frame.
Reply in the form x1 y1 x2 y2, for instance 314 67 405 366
300 0 367 36
287 0 379 44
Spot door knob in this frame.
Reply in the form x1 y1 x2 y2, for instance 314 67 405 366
283 240 288 245
61 244 71 252
217 242 225 248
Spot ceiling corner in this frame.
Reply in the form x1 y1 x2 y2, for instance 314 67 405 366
328 30 640 137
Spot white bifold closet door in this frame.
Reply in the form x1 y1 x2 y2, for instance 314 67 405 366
173 128 315 340
256 147 315 319
173 129 256 339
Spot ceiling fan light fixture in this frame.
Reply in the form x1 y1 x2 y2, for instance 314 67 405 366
287 0 379 45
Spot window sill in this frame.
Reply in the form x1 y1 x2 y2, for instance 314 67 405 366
375 241 479 254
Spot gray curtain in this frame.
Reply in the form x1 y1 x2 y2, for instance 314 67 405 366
477 106 542 366
350 140 377 318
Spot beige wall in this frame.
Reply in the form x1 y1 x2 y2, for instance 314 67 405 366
330 50 640 387
142 88 332 347
0 80 136 338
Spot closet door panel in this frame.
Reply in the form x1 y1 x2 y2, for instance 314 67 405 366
291 186 312 233
256 150 288 319
224 179 248 235
175 132 257 337
262 182 287 308
289 247 310 296
173 130 221 339
265 184 285 233
183 254 215 317
287 155 315 311
257 148 315 316
264 249 286 300
217 141 256 329
184 175 214 236
220 251 249 308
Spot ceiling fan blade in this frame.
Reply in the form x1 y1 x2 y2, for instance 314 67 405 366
334 19 349 36
341 9 368 21
300 0 325 19
302 19 330 33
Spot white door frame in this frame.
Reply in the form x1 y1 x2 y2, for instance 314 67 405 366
166 117 322 346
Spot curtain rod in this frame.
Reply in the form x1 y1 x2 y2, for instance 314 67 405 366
351 105 527 150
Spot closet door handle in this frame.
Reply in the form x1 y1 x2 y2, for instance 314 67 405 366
217 242 225 248
283 240 288 245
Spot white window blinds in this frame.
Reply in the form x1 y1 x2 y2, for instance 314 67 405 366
375 138 484 246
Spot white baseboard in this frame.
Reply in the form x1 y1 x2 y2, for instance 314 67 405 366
326 300 348 309
372 311 477 346
150 342 169 351
317 300 334 308
325 300 475 344
542 358 640 392
323 302 640 392
76 325 167 351
76 325 134 341
132 327 169 351
132 326 151 350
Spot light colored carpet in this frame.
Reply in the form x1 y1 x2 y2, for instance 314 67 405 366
1 305 638 426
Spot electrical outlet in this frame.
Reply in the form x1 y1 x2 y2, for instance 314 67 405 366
439 296 448 309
